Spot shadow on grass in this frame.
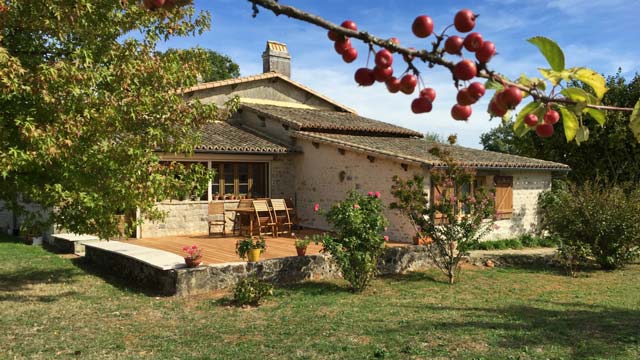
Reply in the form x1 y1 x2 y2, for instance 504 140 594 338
0 267 82 292
279 280 352 296
386 302 639 359
0 290 79 303
381 271 444 284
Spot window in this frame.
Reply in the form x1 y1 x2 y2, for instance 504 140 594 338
211 162 269 199
431 176 487 223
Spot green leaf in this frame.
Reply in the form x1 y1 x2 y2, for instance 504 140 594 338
559 106 579 142
538 68 563 86
575 126 590 144
513 101 542 137
484 78 503 91
584 108 606 126
630 99 640 142
561 87 598 104
528 36 565 72
572 67 608 100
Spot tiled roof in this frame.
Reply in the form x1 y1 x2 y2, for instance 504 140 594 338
294 132 570 170
242 103 423 137
178 72 355 113
195 121 289 153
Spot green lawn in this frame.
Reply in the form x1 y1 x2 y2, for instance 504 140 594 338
1 235 639 359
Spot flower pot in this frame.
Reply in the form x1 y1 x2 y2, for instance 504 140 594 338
296 246 307 256
413 235 433 245
247 248 261 262
185 257 202 268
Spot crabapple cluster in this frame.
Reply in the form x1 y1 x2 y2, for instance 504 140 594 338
523 108 560 137
329 9 500 120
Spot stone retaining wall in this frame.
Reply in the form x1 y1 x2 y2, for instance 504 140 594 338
85 244 434 296
85 245 178 295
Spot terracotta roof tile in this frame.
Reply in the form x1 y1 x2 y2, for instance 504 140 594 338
294 132 570 170
242 103 423 137
195 121 289 154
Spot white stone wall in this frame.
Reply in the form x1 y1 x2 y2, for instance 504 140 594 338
487 171 552 240
270 154 298 200
140 201 210 238
292 138 426 243
292 138 553 243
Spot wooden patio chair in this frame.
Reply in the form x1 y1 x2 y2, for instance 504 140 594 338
208 201 227 237
234 199 254 236
284 198 300 229
271 199 293 236
252 199 276 237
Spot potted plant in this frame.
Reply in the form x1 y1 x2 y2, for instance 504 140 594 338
236 236 266 262
293 233 311 256
182 244 203 267
213 193 220 201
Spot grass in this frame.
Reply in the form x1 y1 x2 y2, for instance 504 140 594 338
1 234 639 359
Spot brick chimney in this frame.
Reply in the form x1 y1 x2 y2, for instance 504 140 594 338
262 41 291 77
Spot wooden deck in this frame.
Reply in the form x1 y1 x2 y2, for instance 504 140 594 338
124 230 408 265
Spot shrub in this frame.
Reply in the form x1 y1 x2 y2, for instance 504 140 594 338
233 277 273 306
463 234 559 251
539 181 640 271
390 143 496 284
320 190 388 292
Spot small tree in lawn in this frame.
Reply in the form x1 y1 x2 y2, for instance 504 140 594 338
391 137 496 284
319 190 388 292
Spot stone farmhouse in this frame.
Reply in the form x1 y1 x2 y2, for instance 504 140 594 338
0 41 569 243
135 41 569 242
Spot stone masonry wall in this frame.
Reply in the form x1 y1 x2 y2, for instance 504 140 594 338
140 201 209 238
487 171 552 240
292 138 553 242
292 138 426 243
270 154 298 201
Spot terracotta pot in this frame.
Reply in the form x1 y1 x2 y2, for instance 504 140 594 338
413 235 433 245
247 248 262 262
185 257 202 268
296 246 307 256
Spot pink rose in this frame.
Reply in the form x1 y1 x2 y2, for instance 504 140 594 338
182 246 189 251
368 191 374 196
383 235 389 242
313 203 320 212
353 204 360 209
191 245 197 249
375 191 381 198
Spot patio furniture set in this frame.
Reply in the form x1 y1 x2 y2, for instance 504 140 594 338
207 198 298 237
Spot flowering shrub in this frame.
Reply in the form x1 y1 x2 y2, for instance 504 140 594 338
182 244 202 260
319 190 388 292
390 141 495 284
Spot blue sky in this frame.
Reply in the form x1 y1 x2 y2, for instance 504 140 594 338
160 0 640 148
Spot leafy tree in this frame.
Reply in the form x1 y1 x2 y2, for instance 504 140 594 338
390 140 496 284
481 72 640 184
158 48 240 82
0 1 228 238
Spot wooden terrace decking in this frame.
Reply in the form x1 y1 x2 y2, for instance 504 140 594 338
123 229 407 265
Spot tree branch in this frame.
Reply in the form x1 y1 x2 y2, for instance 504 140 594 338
249 0 634 112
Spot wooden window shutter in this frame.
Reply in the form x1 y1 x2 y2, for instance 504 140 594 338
431 183 454 224
494 176 513 220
